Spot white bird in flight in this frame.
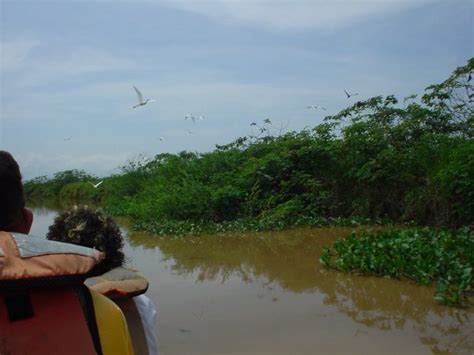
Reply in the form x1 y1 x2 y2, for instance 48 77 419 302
306 105 327 110
132 86 155 108
89 181 103 189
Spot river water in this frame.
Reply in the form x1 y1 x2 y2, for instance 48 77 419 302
29 206 473 355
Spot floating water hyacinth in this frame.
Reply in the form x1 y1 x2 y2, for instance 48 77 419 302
320 228 474 306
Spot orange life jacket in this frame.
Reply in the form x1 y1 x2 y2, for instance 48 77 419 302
0 231 134 355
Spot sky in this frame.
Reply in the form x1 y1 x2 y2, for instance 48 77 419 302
1 0 473 180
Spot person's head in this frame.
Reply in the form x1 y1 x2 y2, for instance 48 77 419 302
0 151 33 233
46 206 125 273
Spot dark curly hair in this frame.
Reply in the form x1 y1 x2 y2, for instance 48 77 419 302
46 206 125 274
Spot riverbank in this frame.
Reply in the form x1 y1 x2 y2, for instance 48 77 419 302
25 59 473 231
27 197 398 235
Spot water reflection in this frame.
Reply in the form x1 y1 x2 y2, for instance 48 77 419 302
128 227 474 354
128 228 353 291
29 206 474 354
323 274 473 353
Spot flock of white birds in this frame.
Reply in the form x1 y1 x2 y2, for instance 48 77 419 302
132 86 206 140
81 85 359 189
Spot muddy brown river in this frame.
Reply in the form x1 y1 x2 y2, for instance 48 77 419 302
29 206 473 355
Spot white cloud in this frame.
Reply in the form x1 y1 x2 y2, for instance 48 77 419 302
161 0 436 31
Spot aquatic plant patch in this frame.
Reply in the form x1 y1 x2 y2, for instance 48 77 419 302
131 215 384 236
320 228 474 306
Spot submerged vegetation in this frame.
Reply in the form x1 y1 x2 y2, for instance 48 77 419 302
24 59 473 305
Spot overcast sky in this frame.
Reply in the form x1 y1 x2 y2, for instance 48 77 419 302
1 0 472 179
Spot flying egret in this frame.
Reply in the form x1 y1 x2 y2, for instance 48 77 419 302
197 115 205 121
306 105 326 110
132 86 155 108
159 136 165 142
185 114 195 122
344 90 358 99
89 181 104 189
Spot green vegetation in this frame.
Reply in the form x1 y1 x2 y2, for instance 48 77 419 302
25 58 473 233
25 170 99 201
24 59 473 305
320 228 474 305
134 216 378 236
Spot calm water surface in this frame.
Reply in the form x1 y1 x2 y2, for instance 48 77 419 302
30 206 474 355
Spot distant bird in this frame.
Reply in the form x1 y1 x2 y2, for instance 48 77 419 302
250 122 257 126
306 105 327 110
132 86 155 108
186 129 195 135
344 90 358 99
89 181 103 189
185 114 195 122
158 136 165 142
64 136 72 141
197 115 205 121
263 118 272 124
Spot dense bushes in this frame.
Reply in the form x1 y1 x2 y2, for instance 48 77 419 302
24 59 474 232
25 169 97 201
